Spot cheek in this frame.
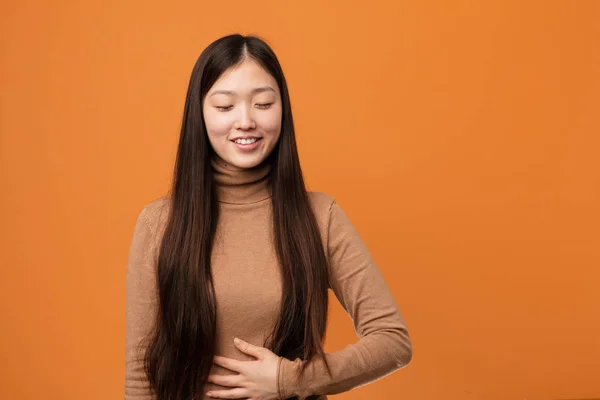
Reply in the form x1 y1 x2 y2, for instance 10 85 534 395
257 111 282 136
204 109 233 138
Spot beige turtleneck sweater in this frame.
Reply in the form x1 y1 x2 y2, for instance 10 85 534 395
125 159 412 400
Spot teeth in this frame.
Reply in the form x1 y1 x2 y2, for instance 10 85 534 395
235 138 258 144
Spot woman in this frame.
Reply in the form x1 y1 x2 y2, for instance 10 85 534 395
125 34 412 400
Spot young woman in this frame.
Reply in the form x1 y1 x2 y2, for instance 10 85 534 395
125 34 412 400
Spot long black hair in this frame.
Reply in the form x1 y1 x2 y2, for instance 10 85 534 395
142 34 330 400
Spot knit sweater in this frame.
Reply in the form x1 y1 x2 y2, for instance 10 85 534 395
124 158 412 400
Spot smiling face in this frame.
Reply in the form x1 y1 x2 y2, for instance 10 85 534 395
202 58 283 170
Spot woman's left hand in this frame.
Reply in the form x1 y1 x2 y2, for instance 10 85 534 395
206 337 280 400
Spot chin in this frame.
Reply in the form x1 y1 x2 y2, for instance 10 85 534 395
223 154 266 170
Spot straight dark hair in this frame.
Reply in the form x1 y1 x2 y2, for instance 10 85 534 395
142 34 331 400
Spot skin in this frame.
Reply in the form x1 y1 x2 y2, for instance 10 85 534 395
202 58 283 399
203 57 283 171
207 338 281 400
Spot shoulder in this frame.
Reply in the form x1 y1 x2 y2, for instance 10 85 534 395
307 192 358 238
307 191 336 213
306 191 338 234
137 196 171 236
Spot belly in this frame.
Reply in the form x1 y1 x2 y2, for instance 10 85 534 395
204 206 286 398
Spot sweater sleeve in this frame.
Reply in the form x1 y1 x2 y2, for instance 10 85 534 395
124 207 158 400
278 200 412 399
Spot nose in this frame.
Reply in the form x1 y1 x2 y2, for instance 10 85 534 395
234 106 256 131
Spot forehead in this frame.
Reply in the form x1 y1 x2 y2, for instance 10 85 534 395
209 58 279 92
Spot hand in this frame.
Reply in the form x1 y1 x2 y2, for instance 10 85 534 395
206 337 280 400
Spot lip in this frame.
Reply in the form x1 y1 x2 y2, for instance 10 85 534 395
231 137 262 151
230 135 262 141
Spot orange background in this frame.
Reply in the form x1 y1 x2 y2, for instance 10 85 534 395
1 1 599 399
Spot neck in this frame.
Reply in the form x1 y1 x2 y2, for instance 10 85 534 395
211 156 272 204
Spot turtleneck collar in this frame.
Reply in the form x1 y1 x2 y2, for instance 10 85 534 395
211 156 272 204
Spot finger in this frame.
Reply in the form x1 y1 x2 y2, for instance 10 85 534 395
213 356 243 373
206 373 242 388
233 337 264 359
206 387 248 399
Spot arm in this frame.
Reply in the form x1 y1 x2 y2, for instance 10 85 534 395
278 200 412 399
124 207 158 399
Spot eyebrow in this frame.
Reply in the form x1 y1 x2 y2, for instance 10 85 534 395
208 86 276 97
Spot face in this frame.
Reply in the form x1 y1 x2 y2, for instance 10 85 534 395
203 58 282 170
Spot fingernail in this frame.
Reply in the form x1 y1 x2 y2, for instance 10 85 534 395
234 337 241 344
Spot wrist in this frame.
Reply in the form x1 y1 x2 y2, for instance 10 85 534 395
277 357 303 399
276 356 284 399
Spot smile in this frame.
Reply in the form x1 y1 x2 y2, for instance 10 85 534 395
232 137 261 145
231 137 262 151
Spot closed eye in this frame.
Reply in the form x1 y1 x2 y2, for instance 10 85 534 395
215 105 233 111
255 103 273 109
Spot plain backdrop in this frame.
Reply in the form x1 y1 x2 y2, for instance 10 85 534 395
1 1 599 399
